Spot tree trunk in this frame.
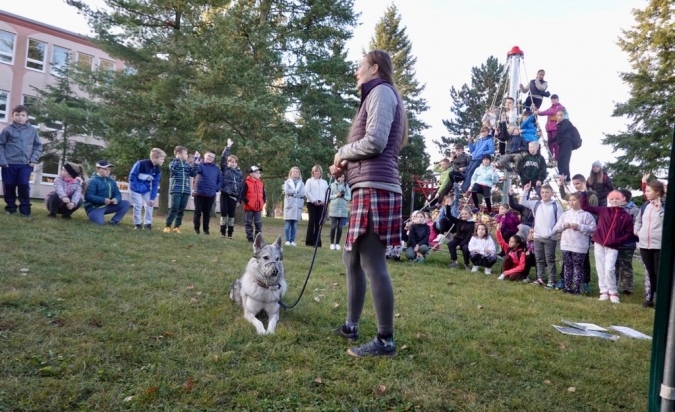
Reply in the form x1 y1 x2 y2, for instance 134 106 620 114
158 170 170 215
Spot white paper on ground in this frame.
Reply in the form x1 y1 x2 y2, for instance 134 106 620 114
609 326 652 340
553 325 619 341
561 320 608 331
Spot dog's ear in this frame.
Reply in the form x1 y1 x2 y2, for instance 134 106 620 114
253 232 265 253
274 235 283 252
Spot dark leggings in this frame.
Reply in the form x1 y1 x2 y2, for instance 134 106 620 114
640 248 660 300
343 231 394 336
471 183 492 212
448 238 469 265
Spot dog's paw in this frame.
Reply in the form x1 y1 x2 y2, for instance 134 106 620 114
265 329 276 335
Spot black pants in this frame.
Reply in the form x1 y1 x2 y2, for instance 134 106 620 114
471 184 491 212
193 195 215 233
641 248 661 300
448 238 469 265
306 203 325 247
557 142 573 182
46 192 82 217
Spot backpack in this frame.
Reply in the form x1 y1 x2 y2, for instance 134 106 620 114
533 200 559 228
571 126 582 150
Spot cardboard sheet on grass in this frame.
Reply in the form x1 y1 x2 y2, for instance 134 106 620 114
552 320 652 341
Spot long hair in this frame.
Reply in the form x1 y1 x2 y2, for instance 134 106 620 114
364 50 409 147
587 166 604 187
288 166 302 180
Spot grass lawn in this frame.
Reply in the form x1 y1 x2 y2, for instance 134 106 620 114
0 207 655 411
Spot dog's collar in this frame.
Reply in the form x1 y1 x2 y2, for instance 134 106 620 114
254 278 280 290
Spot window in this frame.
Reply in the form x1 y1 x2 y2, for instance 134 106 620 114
22 95 37 121
51 45 70 75
99 59 114 71
77 52 93 70
0 90 8 122
26 38 47 71
0 30 16 64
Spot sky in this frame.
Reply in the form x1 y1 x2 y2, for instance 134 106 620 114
3 0 644 177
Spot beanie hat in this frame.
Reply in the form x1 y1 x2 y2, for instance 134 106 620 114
64 163 79 178
592 161 602 168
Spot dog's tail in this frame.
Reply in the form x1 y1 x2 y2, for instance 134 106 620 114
229 279 243 307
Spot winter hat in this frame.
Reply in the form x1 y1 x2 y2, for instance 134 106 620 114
249 165 262 173
592 161 602 168
63 163 79 178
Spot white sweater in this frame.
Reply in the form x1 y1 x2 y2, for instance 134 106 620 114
468 236 496 256
305 177 328 203
551 209 596 253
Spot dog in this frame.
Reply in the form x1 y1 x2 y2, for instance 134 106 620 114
229 233 288 335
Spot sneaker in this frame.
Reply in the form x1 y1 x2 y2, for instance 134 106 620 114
609 294 620 304
163 227 172 233
533 279 545 286
330 244 336 250
555 280 564 290
471 265 479 273
497 274 506 281
598 293 610 301
522 278 531 283
195 230 200 235
484 268 491 275
290 242 297 247
285 241 291 246
433 234 445 243
581 283 590 294
449 262 459 269
173 227 181 234
413 256 425 263
335 244 341 250
393 256 401 262
334 325 358 342
471 207 479 214
227 235 233 240
47 213 57 218
144 224 152 230
134 224 142 230
203 231 210 236
347 338 396 358
247 238 254 242
545 282 555 289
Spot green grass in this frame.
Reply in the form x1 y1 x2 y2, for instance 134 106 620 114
0 207 654 411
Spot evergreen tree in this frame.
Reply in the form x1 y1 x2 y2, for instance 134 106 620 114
438 56 504 153
602 0 675 188
369 4 430 212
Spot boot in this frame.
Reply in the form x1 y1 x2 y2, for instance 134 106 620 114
227 226 234 239
220 224 227 238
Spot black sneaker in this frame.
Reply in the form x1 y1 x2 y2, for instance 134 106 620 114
195 230 200 235
144 224 152 230
203 231 210 236
334 325 358 342
109 221 119 226
347 338 396 358
134 224 142 230
47 213 57 218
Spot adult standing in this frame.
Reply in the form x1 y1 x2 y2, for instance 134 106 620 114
328 174 351 250
304 165 328 247
0 105 42 216
330 50 406 358
283 166 305 246
520 69 550 109
634 180 665 307
553 110 579 183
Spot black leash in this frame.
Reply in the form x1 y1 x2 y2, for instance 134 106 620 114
278 177 334 310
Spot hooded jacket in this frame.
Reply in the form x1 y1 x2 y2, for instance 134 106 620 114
219 146 244 196
0 121 42 166
84 173 123 213
635 199 665 250
580 192 634 249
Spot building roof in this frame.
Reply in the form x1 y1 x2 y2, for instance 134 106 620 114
0 9 96 48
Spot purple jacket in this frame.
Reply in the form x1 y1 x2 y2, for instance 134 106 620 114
496 211 520 235
338 78 404 193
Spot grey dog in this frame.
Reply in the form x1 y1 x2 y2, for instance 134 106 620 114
230 233 288 335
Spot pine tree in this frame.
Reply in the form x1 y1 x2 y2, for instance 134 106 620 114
438 56 504 153
602 0 675 188
369 4 430 212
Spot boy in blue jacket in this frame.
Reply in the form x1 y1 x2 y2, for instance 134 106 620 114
129 148 166 230
460 126 495 193
0 105 42 216
84 160 131 225
193 150 223 235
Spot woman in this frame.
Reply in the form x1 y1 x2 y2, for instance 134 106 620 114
328 174 351 250
282 166 305 246
330 50 407 358
586 161 614 207
634 180 665 307
304 165 328 247
553 109 579 183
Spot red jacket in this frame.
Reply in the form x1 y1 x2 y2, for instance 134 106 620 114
496 229 526 276
580 192 634 249
241 176 266 212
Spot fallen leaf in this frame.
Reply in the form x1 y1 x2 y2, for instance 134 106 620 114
470 362 476 366
477 305 484 310
211 258 218 262
394 313 401 318
213 355 219 361
332 302 340 308
401 345 408 350
164 331 173 337
375 384 386 396
190 298 198 304
544 380 552 385
314 377 323 384
187 245 194 249
171 259 176 263
184 377 194 391
415 333 428 340
568 387 576 393
332 282 339 286
123 396 134 402
314 296 321 302
558 343 566 350
187 284 194 290
144 386 158 396
196 291 202 295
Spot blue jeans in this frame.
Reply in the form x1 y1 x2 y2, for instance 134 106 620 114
2 164 34 215
284 220 297 242
460 160 481 192
87 201 131 225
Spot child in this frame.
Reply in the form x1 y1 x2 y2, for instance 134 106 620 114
615 189 639 295
447 206 476 269
460 127 495 193
0 105 42 216
192 150 223 235
447 144 472 187
586 161 614 207
580 190 635 303
45 162 84 219
129 147 166 230
495 203 520 244
405 210 430 263
518 141 547 198
434 194 455 235
328 174 351 250
84 160 131 225
552 192 596 294
495 225 527 281
519 110 538 143
164 146 197 234
425 211 441 250
430 158 451 206
496 118 527 173
534 94 565 161
283 166 305 246
219 139 243 239
240 165 266 242
468 223 497 274
469 154 500 215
